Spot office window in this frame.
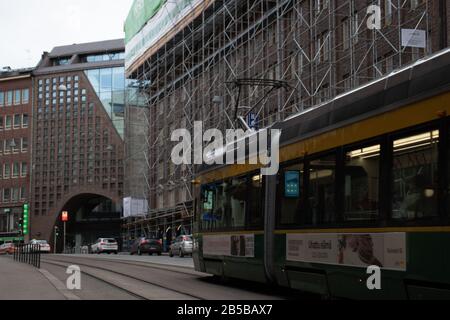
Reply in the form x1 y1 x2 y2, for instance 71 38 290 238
0 116 3 130
20 138 27 152
21 162 28 177
344 145 380 221
20 187 27 200
308 154 336 225
392 130 439 220
11 188 19 202
12 162 20 178
4 164 10 179
22 89 29 104
6 91 13 106
14 114 21 129
14 90 21 105
0 92 4 106
22 114 29 128
3 189 10 202
5 116 11 130
12 139 19 153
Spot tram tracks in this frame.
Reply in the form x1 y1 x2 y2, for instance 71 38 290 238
41 257 204 300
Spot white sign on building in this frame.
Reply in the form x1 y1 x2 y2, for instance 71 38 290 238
401 29 426 48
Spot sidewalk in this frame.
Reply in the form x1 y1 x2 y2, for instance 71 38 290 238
0 256 66 300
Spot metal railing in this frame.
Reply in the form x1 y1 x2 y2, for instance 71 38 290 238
13 244 41 269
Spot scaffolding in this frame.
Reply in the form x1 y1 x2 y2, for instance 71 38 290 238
123 0 440 247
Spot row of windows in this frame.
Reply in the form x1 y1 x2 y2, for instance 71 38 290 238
276 126 443 227
0 89 29 106
85 52 125 63
38 88 86 100
0 162 28 179
0 187 28 203
0 114 28 130
0 138 28 155
38 76 79 86
199 120 450 231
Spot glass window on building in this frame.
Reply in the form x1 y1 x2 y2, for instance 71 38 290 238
3 189 10 202
22 89 29 103
344 145 380 221
5 116 11 130
4 164 10 179
20 187 26 200
100 68 112 91
0 116 3 129
11 188 19 202
22 114 28 128
14 114 21 128
392 130 439 220
14 90 21 105
6 91 13 106
308 154 337 225
12 138 19 153
0 92 4 106
21 162 27 177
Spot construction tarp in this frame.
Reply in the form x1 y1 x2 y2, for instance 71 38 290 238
124 0 167 44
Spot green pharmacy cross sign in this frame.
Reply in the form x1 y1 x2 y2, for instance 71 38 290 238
22 203 29 235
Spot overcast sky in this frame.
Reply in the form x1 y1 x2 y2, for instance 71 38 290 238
0 0 134 69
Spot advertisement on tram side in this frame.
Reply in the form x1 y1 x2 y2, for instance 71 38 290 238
286 233 406 271
203 234 255 258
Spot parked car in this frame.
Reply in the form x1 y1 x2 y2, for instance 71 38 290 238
91 238 118 254
0 243 16 255
169 235 193 258
130 238 162 256
29 240 51 253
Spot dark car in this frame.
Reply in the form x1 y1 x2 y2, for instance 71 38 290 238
130 238 162 256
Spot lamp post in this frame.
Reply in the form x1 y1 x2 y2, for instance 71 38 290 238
61 211 68 253
54 226 59 254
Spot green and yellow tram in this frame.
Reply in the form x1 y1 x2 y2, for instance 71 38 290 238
193 49 450 299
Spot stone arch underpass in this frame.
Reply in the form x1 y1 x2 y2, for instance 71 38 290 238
30 189 122 253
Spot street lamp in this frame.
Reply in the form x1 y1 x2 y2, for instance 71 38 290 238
54 226 59 254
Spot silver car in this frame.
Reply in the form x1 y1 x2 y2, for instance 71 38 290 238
169 235 193 257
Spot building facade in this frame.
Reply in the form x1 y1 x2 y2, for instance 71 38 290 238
123 0 450 245
0 68 32 244
30 40 126 250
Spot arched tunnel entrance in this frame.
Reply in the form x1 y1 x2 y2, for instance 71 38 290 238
54 193 122 253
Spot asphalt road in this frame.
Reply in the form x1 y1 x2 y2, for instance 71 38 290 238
40 254 315 300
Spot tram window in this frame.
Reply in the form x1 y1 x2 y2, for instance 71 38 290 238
225 177 247 228
344 145 380 221
308 154 336 224
200 183 228 231
278 163 304 225
392 130 439 220
248 174 263 227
